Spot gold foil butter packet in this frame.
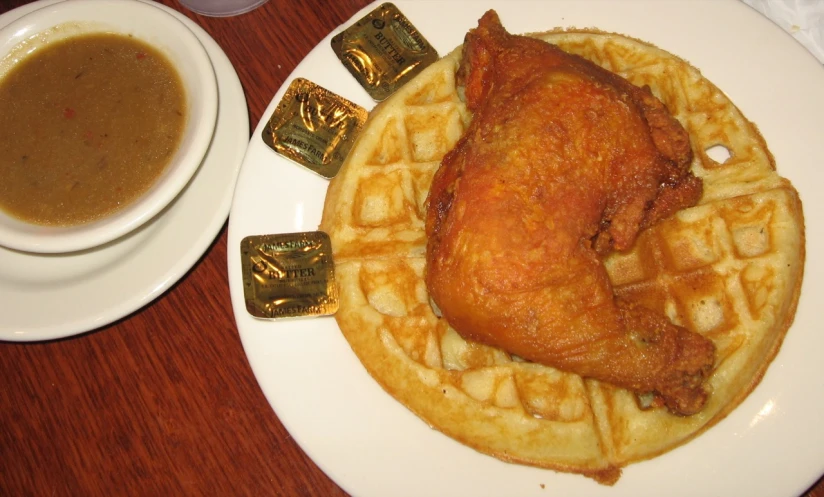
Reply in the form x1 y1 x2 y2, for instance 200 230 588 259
262 78 367 179
331 2 438 101
240 232 338 319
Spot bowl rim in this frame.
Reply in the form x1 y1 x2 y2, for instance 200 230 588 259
0 0 218 254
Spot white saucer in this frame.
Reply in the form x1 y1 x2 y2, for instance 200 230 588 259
0 0 249 342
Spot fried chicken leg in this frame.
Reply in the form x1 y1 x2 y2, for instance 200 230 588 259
425 11 715 415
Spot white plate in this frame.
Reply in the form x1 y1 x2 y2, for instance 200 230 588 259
228 1 824 496
0 0 248 342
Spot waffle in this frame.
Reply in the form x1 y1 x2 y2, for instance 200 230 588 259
319 29 805 484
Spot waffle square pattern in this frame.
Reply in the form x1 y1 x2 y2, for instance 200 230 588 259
320 30 804 484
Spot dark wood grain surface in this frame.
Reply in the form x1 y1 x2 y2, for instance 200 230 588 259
0 1 821 496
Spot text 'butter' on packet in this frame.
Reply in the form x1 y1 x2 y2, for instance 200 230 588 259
331 2 439 101
240 231 339 320
262 78 367 179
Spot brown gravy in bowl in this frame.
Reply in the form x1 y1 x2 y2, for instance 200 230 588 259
0 32 186 226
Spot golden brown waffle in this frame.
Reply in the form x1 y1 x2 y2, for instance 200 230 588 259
319 30 805 484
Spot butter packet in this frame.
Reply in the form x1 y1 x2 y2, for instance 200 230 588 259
262 78 367 179
240 232 338 319
331 2 438 101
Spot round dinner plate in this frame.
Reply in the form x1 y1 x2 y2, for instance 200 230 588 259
228 1 824 496
0 0 249 342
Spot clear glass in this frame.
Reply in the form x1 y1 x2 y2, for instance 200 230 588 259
179 0 268 17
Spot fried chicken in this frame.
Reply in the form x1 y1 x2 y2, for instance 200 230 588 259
425 11 715 415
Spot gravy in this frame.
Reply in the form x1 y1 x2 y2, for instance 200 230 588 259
0 32 187 226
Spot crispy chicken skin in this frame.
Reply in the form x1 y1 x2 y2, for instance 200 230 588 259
425 11 715 415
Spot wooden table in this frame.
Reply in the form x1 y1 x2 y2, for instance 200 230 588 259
0 1 821 496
